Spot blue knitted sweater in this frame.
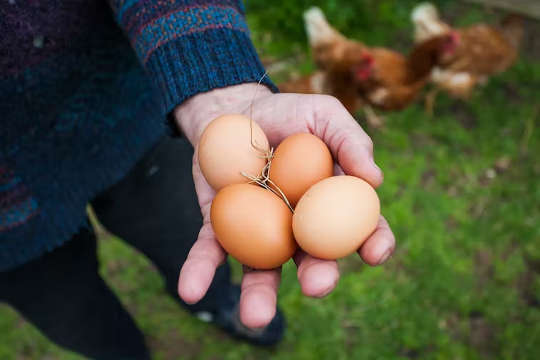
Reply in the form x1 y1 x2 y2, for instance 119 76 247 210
0 0 275 271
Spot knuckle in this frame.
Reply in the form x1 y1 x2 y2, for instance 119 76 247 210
191 152 199 168
321 94 343 109
189 243 224 266
200 203 212 221
365 136 374 152
310 95 345 131
242 271 280 290
198 222 214 237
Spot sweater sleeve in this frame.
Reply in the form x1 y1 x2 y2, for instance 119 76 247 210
107 0 277 114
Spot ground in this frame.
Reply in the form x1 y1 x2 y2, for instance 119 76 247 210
1 1 539 359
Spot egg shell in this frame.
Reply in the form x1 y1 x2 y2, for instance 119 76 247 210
198 114 269 191
292 175 380 260
211 183 296 269
269 133 333 207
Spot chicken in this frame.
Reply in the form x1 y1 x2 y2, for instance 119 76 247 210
351 33 459 111
411 3 524 112
412 3 451 44
279 8 366 115
279 7 458 127
303 7 366 71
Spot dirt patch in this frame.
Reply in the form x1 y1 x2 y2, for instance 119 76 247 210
398 344 436 359
410 133 438 148
399 347 421 358
500 82 524 104
517 257 540 308
420 168 437 187
147 330 202 360
517 269 540 308
443 311 498 358
445 216 458 230
449 102 478 129
494 156 512 174
474 250 494 287
468 311 497 358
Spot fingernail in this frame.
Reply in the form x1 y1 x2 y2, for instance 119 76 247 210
378 248 393 265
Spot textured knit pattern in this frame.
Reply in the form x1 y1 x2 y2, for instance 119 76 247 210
0 167 39 232
0 0 275 271
105 0 276 113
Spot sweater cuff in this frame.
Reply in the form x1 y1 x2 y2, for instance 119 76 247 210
145 28 278 115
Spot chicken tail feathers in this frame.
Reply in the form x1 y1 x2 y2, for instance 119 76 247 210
304 7 343 46
411 2 451 43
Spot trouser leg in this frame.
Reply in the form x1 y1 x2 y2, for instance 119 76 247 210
0 227 150 360
92 136 231 314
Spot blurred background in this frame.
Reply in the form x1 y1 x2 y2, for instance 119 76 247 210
1 0 539 359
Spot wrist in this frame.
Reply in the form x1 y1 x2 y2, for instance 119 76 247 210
174 83 273 146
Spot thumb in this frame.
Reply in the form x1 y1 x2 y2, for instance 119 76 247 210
313 96 384 188
334 131 383 188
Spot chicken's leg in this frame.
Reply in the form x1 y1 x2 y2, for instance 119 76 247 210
425 87 439 116
363 105 384 128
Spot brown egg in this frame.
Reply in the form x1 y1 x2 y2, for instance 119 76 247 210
269 133 333 207
211 183 296 269
198 114 269 191
292 176 380 260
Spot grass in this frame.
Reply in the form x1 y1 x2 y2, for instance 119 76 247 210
1 1 539 359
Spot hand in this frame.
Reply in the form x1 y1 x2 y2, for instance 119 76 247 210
174 83 395 328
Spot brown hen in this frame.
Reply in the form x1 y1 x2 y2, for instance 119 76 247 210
279 7 458 127
411 3 524 111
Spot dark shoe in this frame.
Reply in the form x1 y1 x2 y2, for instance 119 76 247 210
194 285 285 346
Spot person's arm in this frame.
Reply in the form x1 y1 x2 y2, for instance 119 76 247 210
107 0 276 114
108 1 396 328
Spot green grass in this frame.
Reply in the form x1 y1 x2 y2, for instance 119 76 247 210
1 1 539 359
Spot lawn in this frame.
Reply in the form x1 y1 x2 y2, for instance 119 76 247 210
1 1 539 359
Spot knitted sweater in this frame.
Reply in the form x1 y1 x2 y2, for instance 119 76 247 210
0 0 275 271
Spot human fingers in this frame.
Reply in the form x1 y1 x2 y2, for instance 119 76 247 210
358 215 395 266
294 250 340 298
239 266 281 328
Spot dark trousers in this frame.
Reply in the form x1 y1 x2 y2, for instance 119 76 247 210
0 136 231 359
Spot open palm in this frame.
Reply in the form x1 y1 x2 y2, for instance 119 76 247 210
175 84 395 328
